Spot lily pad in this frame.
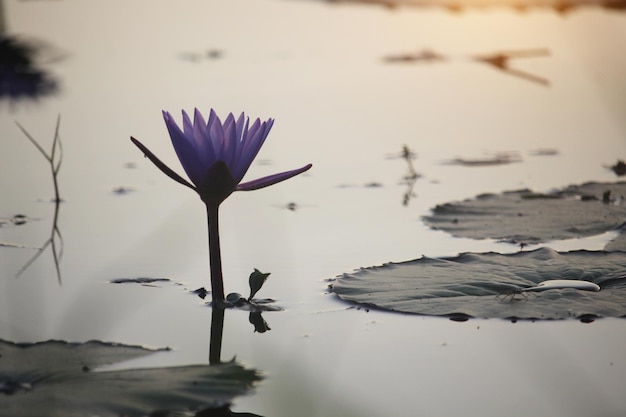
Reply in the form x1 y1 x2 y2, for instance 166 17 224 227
110 277 172 285
0 339 261 417
423 181 626 246
332 248 626 320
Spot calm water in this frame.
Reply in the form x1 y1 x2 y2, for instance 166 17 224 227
1 1 626 416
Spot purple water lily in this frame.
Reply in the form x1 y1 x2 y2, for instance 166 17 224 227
131 108 311 303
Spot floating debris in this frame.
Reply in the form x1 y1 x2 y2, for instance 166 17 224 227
444 152 521 167
0 214 32 228
471 48 550 86
529 148 559 156
112 186 135 195
382 49 446 63
192 287 209 299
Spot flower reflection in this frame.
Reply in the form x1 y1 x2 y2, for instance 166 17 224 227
0 35 59 103
131 108 311 303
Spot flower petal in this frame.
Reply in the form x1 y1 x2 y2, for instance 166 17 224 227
182 109 194 138
207 109 226 157
192 108 214 168
163 111 205 185
236 163 312 191
221 113 237 168
235 118 273 182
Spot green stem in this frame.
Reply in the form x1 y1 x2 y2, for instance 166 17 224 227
206 203 225 302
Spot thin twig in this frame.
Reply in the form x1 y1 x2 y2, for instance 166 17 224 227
14 116 64 283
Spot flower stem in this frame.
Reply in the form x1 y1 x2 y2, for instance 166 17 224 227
209 306 225 364
206 203 225 302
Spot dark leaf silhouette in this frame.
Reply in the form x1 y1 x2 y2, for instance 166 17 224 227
0 339 260 417
423 181 626 248
332 248 626 320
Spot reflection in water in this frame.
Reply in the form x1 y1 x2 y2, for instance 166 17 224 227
382 46 550 86
249 312 271 333
388 145 420 206
401 174 418 206
0 34 60 104
382 48 446 63
179 48 224 63
471 48 551 86
208 307 267 416
210 307 225 365
14 116 64 283
608 160 626 176
0 308 264 416
444 151 522 167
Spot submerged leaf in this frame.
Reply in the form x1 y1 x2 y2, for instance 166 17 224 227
423 181 626 247
0 339 261 417
332 248 626 320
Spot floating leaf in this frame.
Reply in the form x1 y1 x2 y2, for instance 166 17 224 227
110 277 171 285
332 248 626 320
0 339 260 416
423 181 626 246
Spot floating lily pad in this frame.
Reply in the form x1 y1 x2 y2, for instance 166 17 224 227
423 181 626 247
332 248 626 320
0 339 261 416
110 277 172 285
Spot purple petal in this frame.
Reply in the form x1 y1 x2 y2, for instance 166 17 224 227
163 111 205 185
208 109 225 154
192 108 214 168
182 110 194 138
236 163 312 191
235 118 273 182
228 113 247 175
222 113 237 168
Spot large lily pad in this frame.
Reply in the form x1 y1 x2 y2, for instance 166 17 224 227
0 339 261 417
423 181 626 247
332 248 626 320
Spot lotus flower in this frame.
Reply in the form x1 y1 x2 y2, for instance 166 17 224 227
131 108 311 303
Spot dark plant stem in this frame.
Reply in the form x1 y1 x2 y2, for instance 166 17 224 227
209 306 225 364
14 116 64 283
206 203 225 302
